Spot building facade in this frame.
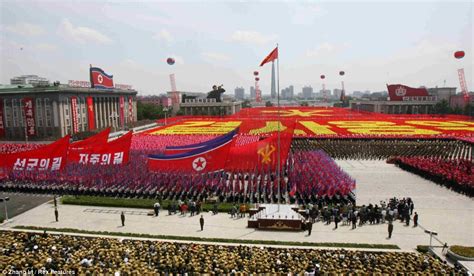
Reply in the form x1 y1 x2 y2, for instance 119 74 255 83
350 100 436 114
234 87 245 100
0 85 137 140
10 75 50 86
180 98 242 116
250 86 256 100
302 86 313 99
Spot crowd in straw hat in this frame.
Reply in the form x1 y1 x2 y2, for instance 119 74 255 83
1 231 464 274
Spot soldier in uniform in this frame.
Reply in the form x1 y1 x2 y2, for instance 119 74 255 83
121 211 125 227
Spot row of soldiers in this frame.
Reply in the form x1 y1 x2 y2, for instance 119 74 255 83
293 138 473 160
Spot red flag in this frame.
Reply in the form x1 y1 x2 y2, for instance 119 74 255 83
86 96 96 130
226 130 293 171
148 134 235 173
69 128 110 149
387 84 429 101
260 47 278 67
68 131 132 165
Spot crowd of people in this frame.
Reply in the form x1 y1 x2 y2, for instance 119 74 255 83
1 135 356 203
295 138 472 160
298 197 416 230
0 143 42 154
288 150 355 200
391 156 473 196
0 231 459 274
1 135 471 201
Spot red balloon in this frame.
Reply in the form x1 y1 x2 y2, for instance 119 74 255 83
253 71 259 76
166 57 175 65
454 51 465 59
255 77 260 81
339 71 345 76
320 75 325 79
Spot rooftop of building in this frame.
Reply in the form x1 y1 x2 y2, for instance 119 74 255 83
0 84 137 95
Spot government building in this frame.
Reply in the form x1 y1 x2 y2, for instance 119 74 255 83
0 83 137 141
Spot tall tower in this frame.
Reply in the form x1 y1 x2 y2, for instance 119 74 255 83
271 62 276 99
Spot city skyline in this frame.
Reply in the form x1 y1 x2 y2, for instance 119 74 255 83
1 1 472 95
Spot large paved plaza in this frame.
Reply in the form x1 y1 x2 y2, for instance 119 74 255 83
1 160 472 251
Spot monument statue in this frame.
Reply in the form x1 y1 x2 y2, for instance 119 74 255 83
207 85 225 102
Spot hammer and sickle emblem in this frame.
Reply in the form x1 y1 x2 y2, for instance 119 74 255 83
257 144 276 164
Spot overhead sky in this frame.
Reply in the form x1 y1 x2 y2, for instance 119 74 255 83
0 0 472 96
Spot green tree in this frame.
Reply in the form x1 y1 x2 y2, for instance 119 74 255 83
136 101 165 120
433 99 450 115
464 103 473 117
242 100 252 108
265 101 273 107
300 101 309 107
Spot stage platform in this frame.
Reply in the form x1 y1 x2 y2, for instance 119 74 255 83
248 204 305 231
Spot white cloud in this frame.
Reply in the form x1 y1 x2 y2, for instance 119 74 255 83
201 52 231 62
58 19 112 44
4 22 45 36
35 43 57 51
153 29 173 43
231 30 277 45
306 42 350 58
289 3 326 25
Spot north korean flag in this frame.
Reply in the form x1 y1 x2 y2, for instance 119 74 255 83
148 130 237 173
90 67 114 89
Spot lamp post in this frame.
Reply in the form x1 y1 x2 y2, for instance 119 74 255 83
163 107 169 125
0 197 10 222
424 229 438 248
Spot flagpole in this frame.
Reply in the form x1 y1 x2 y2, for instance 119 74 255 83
276 44 281 212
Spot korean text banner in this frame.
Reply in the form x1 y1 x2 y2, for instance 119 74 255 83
22 97 36 136
68 131 132 165
0 135 70 172
71 96 79 133
0 99 5 137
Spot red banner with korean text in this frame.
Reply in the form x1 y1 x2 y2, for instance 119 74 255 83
86 96 95 131
22 97 36 137
68 131 132 165
0 99 5 137
119 96 125 127
128 96 133 122
69 128 110 149
71 97 79 133
0 135 70 173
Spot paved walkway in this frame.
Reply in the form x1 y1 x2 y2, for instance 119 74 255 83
1 160 473 252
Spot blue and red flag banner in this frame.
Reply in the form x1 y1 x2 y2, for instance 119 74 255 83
148 130 237 173
90 67 114 89
164 129 239 155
